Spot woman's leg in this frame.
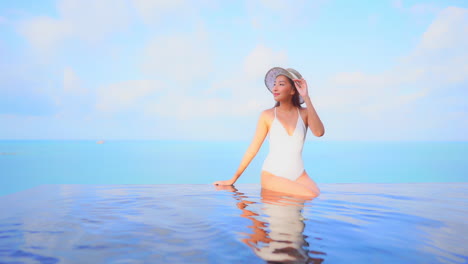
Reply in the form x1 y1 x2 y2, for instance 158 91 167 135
295 170 320 196
261 170 319 199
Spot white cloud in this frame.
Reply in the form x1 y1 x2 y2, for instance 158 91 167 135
57 0 131 43
18 0 218 54
417 6 468 52
391 0 403 9
301 6 468 140
0 16 8 25
247 0 326 30
318 6 468 117
143 89 268 122
64 67 87 95
259 0 302 11
145 90 229 120
17 0 131 54
391 0 444 16
50 67 94 119
329 67 425 89
131 0 217 25
142 43 287 120
243 44 288 78
409 3 442 15
403 6 468 86
18 16 70 54
132 0 186 24
96 79 162 113
140 25 214 87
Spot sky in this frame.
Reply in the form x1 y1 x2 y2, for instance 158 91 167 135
0 0 467 141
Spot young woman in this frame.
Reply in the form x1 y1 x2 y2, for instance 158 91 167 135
213 67 324 198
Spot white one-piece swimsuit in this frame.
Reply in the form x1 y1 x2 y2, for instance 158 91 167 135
262 107 307 181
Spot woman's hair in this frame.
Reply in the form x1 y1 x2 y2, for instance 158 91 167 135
274 75 302 107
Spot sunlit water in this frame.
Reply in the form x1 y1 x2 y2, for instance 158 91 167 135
1 183 467 263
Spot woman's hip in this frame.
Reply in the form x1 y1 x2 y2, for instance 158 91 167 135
260 170 319 198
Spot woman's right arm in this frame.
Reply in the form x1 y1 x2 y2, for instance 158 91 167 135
213 110 269 186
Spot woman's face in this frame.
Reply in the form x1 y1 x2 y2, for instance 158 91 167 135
272 75 295 101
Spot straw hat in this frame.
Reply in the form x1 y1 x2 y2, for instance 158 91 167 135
264 67 304 104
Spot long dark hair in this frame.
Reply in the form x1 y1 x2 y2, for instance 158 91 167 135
274 75 302 108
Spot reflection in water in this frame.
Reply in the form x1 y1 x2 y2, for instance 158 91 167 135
215 185 326 264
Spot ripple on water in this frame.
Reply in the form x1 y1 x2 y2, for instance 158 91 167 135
0 183 466 263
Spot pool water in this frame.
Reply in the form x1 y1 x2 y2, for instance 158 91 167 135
0 183 467 263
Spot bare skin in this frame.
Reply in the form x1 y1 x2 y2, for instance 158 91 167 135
213 74 325 198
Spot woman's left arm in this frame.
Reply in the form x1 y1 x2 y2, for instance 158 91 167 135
303 95 325 137
294 79 325 137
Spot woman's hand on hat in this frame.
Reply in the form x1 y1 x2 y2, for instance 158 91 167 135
293 78 309 98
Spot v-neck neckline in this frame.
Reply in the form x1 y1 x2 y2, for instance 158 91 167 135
275 107 300 137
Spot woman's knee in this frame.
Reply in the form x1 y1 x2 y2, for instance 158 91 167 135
310 185 320 196
313 187 321 197
302 188 320 198
294 185 319 198
296 172 320 196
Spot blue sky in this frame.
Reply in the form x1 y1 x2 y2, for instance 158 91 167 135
0 0 467 141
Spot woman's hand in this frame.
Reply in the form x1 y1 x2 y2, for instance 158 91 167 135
214 184 237 192
293 78 309 98
213 179 235 186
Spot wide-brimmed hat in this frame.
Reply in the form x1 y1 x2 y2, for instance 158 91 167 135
264 67 304 104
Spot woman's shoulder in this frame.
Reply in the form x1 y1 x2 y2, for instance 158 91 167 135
260 107 275 116
259 107 276 123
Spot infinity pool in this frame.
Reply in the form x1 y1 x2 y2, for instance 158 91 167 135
0 183 467 263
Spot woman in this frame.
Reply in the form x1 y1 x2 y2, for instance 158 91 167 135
213 67 324 198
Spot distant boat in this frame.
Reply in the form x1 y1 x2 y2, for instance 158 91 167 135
96 140 105 144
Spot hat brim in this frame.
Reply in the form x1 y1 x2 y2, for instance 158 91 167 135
264 67 304 104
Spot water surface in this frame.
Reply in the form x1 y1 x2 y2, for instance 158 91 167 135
0 183 467 263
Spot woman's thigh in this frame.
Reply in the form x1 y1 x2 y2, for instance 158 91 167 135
295 170 320 196
261 170 319 199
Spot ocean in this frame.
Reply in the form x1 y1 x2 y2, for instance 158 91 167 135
0 140 466 196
